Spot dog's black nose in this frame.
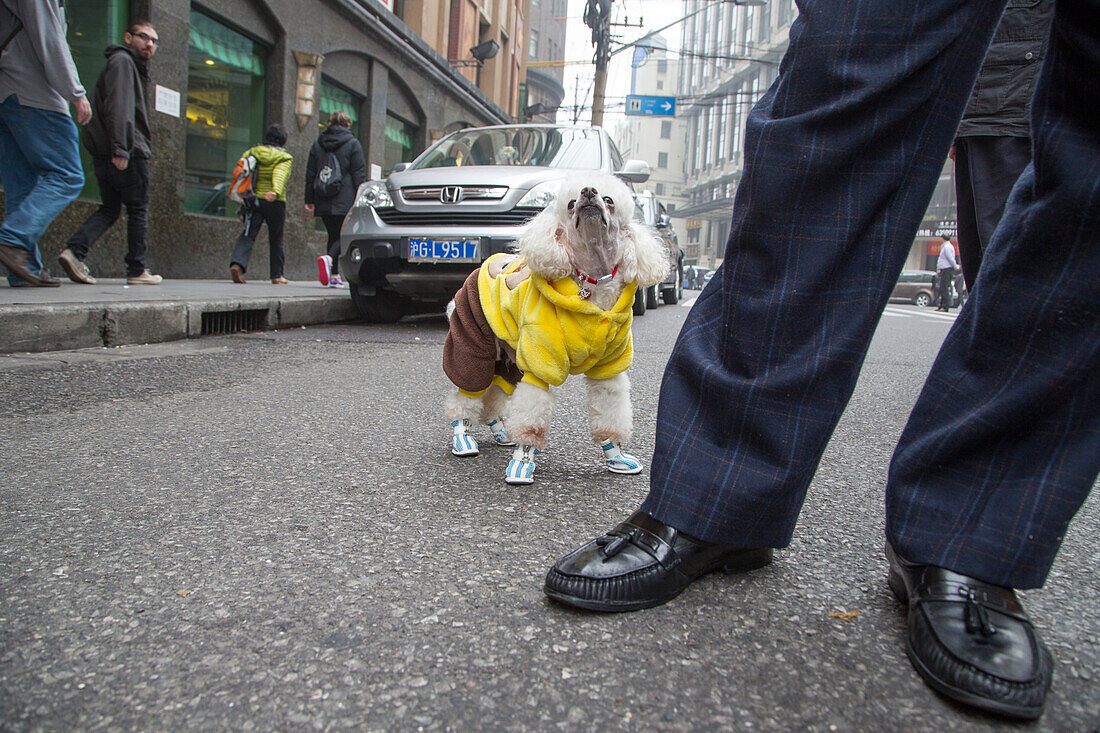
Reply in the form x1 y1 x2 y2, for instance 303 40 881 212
579 187 598 201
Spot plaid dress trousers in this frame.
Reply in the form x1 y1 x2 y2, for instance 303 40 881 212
641 0 1099 590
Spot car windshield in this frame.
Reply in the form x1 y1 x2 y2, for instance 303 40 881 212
411 127 603 169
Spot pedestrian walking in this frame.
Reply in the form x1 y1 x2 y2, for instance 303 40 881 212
543 0 1098 721
229 124 292 284
0 0 90 288
61 21 161 286
304 111 366 287
936 234 957 311
953 0 1053 292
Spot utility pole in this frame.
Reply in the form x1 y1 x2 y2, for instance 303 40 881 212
584 0 612 127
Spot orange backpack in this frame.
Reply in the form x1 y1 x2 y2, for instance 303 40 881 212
227 150 258 205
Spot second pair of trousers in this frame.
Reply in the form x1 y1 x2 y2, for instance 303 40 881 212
66 156 151 278
231 199 285 279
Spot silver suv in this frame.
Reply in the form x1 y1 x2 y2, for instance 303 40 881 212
338 124 650 321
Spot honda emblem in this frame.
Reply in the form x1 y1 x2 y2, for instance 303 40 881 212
440 186 462 204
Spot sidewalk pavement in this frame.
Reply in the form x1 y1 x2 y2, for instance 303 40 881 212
0 279 357 355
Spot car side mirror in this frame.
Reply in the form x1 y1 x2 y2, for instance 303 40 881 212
616 159 650 183
391 162 410 173
656 213 671 228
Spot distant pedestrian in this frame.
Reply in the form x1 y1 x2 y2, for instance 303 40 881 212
953 0 1053 292
936 234 957 311
304 111 366 287
0 0 90 287
230 124 292 284
61 21 161 286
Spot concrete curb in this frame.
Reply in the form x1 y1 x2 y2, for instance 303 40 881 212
0 295 357 355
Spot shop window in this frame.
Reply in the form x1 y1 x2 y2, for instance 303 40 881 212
383 113 418 174
319 77 362 137
184 10 268 217
66 0 130 201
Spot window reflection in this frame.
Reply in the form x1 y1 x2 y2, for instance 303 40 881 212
184 11 267 216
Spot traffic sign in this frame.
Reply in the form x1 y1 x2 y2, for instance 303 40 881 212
625 95 676 117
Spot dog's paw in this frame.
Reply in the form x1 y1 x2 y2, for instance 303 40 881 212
601 441 643 474
451 419 479 457
505 445 539 484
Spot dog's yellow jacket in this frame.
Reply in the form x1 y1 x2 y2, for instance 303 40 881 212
478 253 637 391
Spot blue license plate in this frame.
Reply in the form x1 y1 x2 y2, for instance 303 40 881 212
408 238 480 262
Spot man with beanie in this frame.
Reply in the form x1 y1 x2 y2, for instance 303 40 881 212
60 21 162 285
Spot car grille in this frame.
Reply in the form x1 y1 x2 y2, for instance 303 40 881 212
402 186 507 201
375 207 543 227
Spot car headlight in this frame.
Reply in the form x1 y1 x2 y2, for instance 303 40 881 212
516 181 557 209
354 181 393 209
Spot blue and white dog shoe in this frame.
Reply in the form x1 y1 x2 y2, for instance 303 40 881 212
601 441 642 474
505 444 539 485
487 418 515 446
451 419 479 457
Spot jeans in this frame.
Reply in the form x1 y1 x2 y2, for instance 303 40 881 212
66 156 151 278
642 0 1099 589
231 199 286 279
0 94 84 285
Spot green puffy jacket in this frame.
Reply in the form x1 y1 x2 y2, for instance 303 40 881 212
246 144 293 202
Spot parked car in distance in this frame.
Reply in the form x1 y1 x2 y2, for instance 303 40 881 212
337 124 651 322
632 190 683 315
890 270 937 307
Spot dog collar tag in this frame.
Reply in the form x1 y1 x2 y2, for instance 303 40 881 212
578 286 592 300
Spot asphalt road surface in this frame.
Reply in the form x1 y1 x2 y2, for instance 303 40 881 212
1 295 1096 731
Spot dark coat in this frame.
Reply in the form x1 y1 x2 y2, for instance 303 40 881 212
956 0 1054 138
304 125 368 215
81 45 151 160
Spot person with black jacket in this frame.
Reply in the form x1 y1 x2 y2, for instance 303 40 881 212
952 0 1054 292
304 111 367 287
60 21 161 285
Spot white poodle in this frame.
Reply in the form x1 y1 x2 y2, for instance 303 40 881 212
442 173 670 484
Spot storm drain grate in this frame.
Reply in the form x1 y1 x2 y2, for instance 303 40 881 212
201 308 268 335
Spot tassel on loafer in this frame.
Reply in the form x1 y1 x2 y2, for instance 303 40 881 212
545 509 773 612
886 543 1052 720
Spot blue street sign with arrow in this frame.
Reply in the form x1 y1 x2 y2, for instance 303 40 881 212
625 94 676 117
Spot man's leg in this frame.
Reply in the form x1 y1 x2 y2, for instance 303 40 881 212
265 200 286 279
887 0 1100 595
0 106 38 285
66 159 123 263
937 267 953 309
878 3 1098 718
322 213 344 275
954 136 1033 291
230 207 264 273
0 96 84 284
116 157 151 278
639 0 1007 548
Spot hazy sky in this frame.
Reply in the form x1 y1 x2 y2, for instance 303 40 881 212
558 0 687 126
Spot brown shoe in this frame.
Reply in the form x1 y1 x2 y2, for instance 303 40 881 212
230 264 246 284
8 270 61 287
58 248 97 284
0 242 42 285
271 276 289 284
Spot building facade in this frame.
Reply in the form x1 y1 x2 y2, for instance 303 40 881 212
676 0 954 272
13 0 529 281
613 35 688 254
676 0 794 269
521 0 566 121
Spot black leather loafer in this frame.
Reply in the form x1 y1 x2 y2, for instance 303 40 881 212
886 543 1052 720
544 509 773 612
